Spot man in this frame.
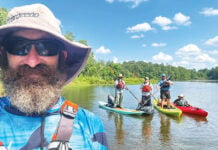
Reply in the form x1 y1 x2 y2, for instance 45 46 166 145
156 73 174 109
114 74 126 108
137 77 153 110
0 3 107 150
173 94 189 106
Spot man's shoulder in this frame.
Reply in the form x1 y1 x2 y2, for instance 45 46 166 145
77 107 101 122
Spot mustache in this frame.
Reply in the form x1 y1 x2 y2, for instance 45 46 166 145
17 64 54 77
2 64 57 84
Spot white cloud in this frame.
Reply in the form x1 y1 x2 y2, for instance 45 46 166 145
208 50 218 55
95 46 111 54
152 52 173 62
151 43 167 47
131 34 144 39
205 36 218 46
174 44 217 69
200 8 218 16
105 0 148 8
152 16 177 30
113 57 119 63
162 26 177 30
194 53 216 63
176 44 201 56
127 22 153 33
173 13 191 26
152 16 172 26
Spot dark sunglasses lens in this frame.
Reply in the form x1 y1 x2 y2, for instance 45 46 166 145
36 41 60 56
3 38 30 56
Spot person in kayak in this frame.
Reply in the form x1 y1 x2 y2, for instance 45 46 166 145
157 73 174 109
173 94 189 106
0 3 107 150
137 77 153 110
114 74 127 108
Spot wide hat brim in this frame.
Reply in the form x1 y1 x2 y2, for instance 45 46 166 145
0 24 91 84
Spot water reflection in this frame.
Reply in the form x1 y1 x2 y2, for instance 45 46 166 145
182 113 208 124
62 85 96 110
159 114 171 143
142 115 153 142
108 112 124 144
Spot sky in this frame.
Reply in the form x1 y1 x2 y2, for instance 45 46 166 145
1 0 218 70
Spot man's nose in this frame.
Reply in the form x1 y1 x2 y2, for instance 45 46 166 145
23 45 41 68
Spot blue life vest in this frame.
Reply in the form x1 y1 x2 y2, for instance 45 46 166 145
158 80 171 91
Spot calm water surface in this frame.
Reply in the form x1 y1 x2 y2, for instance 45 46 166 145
62 81 218 150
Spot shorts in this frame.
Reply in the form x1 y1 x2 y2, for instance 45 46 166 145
160 91 171 99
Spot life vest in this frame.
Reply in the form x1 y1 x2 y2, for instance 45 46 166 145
142 84 151 92
116 80 125 89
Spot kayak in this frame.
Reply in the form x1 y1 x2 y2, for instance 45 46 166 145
98 101 145 115
153 100 182 117
175 105 208 117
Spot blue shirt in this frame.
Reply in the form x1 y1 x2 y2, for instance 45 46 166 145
0 96 108 150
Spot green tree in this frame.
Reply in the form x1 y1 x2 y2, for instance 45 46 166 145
64 31 75 41
0 8 7 25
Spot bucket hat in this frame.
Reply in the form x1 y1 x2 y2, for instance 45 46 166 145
118 74 123 78
145 77 149 80
0 3 91 84
178 94 184 98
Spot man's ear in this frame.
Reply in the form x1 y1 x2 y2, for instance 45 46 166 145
0 47 8 69
62 50 68 60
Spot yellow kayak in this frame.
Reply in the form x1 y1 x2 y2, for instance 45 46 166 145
153 99 182 117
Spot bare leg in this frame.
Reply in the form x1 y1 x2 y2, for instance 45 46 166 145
167 99 170 108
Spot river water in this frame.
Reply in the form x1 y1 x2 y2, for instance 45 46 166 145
62 81 218 150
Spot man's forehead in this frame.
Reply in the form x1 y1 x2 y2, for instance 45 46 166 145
11 29 52 39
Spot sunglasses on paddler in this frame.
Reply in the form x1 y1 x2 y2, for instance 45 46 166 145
2 36 64 56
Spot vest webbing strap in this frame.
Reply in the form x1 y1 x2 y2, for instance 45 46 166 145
51 100 78 141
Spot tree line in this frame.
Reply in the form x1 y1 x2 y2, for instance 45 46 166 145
80 54 218 82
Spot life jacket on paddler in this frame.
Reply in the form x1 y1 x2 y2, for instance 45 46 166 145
142 83 152 92
116 80 125 90
0 100 78 150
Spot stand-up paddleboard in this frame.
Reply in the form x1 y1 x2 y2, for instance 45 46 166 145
98 101 145 115
153 100 182 117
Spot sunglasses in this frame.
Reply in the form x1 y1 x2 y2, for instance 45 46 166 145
2 37 64 56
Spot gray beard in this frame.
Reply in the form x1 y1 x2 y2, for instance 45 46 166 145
2 64 66 114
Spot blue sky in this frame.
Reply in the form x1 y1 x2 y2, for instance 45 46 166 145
1 0 218 70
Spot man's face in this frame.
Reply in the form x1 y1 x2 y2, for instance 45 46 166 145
162 76 166 80
7 29 59 72
1 29 66 114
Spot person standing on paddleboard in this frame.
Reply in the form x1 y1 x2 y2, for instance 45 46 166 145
114 74 127 108
137 77 153 110
157 73 174 109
